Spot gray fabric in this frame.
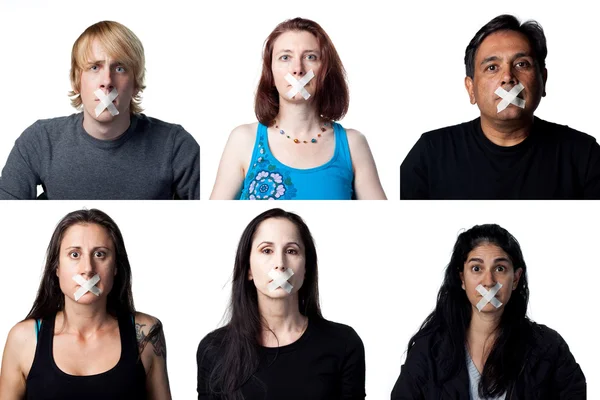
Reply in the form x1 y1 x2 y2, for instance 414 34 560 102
0 113 200 199
466 350 506 400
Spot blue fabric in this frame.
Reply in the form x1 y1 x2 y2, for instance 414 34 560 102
240 123 354 200
35 319 42 341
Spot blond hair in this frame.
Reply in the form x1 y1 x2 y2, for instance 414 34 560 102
69 21 146 114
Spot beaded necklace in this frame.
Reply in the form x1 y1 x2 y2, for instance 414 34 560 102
274 121 329 144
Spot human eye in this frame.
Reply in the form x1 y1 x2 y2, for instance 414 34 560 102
115 65 126 73
89 65 99 71
495 265 506 272
261 247 273 254
286 248 299 255
69 251 80 259
515 60 531 68
471 265 481 272
485 64 497 72
94 251 106 258
279 54 290 61
306 54 318 61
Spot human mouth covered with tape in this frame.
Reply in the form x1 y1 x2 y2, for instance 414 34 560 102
460 243 523 314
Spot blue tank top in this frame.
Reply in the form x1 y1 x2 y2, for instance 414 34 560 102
240 123 354 200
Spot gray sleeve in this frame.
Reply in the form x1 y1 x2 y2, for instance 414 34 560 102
0 124 43 200
171 126 200 200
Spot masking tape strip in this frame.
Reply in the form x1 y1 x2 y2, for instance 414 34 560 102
267 268 294 293
94 88 120 117
73 274 102 301
495 83 525 112
285 70 315 100
475 282 503 311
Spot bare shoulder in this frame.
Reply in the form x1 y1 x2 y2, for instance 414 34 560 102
134 311 160 328
344 128 369 149
6 319 36 349
4 319 37 374
134 312 166 361
229 122 259 146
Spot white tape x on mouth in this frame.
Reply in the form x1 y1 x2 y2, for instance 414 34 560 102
267 268 294 293
73 274 102 301
495 83 525 112
285 70 315 100
475 282 503 311
94 88 120 117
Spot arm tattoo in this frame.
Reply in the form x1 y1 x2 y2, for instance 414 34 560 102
135 321 167 360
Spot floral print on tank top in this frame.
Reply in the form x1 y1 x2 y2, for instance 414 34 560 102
241 140 297 200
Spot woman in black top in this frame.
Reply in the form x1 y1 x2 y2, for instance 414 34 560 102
391 224 585 399
197 208 365 400
0 209 171 399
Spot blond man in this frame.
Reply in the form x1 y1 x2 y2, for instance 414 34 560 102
0 21 200 199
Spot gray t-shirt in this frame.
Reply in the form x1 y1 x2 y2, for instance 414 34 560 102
0 113 200 199
466 350 506 400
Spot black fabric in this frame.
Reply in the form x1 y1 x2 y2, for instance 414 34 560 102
197 318 365 400
25 313 147 399
400 117 600 199
390 323 586 399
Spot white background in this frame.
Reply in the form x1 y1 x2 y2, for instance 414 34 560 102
1 0 598 199
0 0 598 399
0 201 598 399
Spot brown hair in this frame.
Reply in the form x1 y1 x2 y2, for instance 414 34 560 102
68 21 146 114
25 209 135 320
254 18 349 125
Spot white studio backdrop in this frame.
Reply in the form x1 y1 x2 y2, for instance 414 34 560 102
1 0 598 199
0 201 597 398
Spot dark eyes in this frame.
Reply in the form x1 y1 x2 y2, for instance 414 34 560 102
69 251 106 258
261 248 298 254
471 265 506 272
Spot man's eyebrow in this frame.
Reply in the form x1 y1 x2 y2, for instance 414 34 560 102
480 56 500 65
513 52 532 59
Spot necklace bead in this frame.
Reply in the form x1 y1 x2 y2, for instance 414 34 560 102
274 121 328 144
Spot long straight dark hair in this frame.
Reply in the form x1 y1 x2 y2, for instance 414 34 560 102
25 209 135 320
203 208 323 399
407 224 531 398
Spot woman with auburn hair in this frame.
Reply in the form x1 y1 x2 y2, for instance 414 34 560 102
391 224 585 399
210 18 386 200
0 209 171 399
197 208 365 399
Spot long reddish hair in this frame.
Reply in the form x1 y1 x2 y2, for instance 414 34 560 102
255 18 349 125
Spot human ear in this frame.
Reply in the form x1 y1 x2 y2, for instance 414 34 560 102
512 268 523 290
464 76 476 105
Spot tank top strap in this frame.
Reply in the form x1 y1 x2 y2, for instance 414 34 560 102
332 122 353 172
117 312 140 363
29 314 57 375
249 123 269 164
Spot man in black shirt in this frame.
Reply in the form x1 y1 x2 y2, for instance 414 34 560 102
400 14 600 199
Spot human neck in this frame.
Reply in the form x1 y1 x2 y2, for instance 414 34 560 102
467 308 502 345
82 111 131 141
257 294 307 344
275 102 323 139
59 299 113 337
479 116 533 147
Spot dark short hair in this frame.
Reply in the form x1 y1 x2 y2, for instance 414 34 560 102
464 14 547 78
